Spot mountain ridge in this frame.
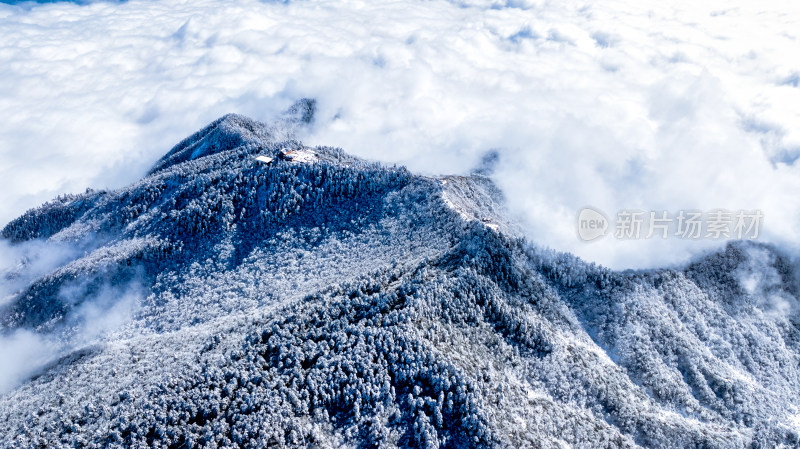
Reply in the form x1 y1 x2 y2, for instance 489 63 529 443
0 107 799 448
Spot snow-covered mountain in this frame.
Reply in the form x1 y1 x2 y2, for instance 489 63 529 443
1 103 799 448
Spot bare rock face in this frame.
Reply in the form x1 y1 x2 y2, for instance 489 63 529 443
1 104 798 449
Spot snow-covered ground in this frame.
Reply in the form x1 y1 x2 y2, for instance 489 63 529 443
284 148 318 164
1 114 798 448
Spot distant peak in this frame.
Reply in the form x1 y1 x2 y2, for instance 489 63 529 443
285 98 316 125
148 99 318 175
148 113 271 175
472 149 500 176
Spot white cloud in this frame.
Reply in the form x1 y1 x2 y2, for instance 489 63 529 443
736 245 798 319
0 285 140 395
0 328 59 395
0 237 142 395
0 0 798 269
0 240 142 395
0 239 81 306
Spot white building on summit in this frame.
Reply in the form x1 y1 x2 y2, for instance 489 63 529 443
255 149 317 165
278 148 296 161
279 148 318 163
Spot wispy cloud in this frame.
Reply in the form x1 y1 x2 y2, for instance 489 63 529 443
0 239 142 394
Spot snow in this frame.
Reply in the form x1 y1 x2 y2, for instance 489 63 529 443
255 155 274 164
285 149 318 164
1 113 799 448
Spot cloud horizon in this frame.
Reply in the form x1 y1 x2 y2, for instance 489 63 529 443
1 0 798 269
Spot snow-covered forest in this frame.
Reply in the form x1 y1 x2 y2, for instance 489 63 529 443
1 109 799 448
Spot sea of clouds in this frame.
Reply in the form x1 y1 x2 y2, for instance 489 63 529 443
0 0 798 269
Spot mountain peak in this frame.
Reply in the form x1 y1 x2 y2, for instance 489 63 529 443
1 111 799 449
148 98 318 175
148 113 272 175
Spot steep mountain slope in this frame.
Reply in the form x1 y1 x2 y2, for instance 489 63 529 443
1 106 799 448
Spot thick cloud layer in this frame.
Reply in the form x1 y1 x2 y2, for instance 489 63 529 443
0 0 798 268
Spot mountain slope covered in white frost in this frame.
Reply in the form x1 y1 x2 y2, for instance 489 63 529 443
0 102 799 448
